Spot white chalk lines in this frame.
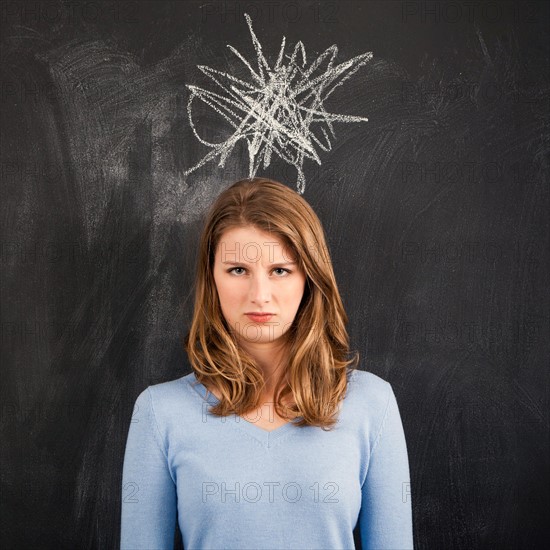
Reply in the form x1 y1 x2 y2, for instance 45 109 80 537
184 13 373 193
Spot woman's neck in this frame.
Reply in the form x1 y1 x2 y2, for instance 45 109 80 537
238 338 289 392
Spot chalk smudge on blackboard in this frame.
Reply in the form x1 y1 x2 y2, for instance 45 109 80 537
184 13 373 194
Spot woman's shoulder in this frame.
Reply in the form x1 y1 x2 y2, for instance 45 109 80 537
145 372 196 398
347 368 392 396
134 372 199 415
345 368 395 417
147 372 194 390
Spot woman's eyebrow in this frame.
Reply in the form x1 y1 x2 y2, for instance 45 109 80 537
221 261 297 266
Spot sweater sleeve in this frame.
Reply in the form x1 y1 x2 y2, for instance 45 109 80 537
120 387 177 549
359 384 414 549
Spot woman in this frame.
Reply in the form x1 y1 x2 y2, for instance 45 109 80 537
120 177 414 549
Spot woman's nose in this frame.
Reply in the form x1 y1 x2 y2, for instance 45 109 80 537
249 273 271 303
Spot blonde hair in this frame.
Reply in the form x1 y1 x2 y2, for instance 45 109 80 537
184 177 359 430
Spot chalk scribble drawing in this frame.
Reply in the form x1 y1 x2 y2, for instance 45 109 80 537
184 13 373 194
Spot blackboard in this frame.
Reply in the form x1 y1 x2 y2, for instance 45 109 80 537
1 0 548 548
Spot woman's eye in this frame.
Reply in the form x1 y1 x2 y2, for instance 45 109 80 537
227 267 291 276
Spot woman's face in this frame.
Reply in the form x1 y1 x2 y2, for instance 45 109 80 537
213 225 307 349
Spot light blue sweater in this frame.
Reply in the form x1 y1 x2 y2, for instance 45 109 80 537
120 369 413 549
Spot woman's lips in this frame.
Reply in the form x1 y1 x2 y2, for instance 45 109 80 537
245 313 274 323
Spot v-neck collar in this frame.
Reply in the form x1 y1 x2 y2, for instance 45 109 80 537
187 373 303 448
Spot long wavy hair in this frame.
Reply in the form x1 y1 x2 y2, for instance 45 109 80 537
184 177 359 430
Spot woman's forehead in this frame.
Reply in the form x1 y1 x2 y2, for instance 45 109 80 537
215 226 296 262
